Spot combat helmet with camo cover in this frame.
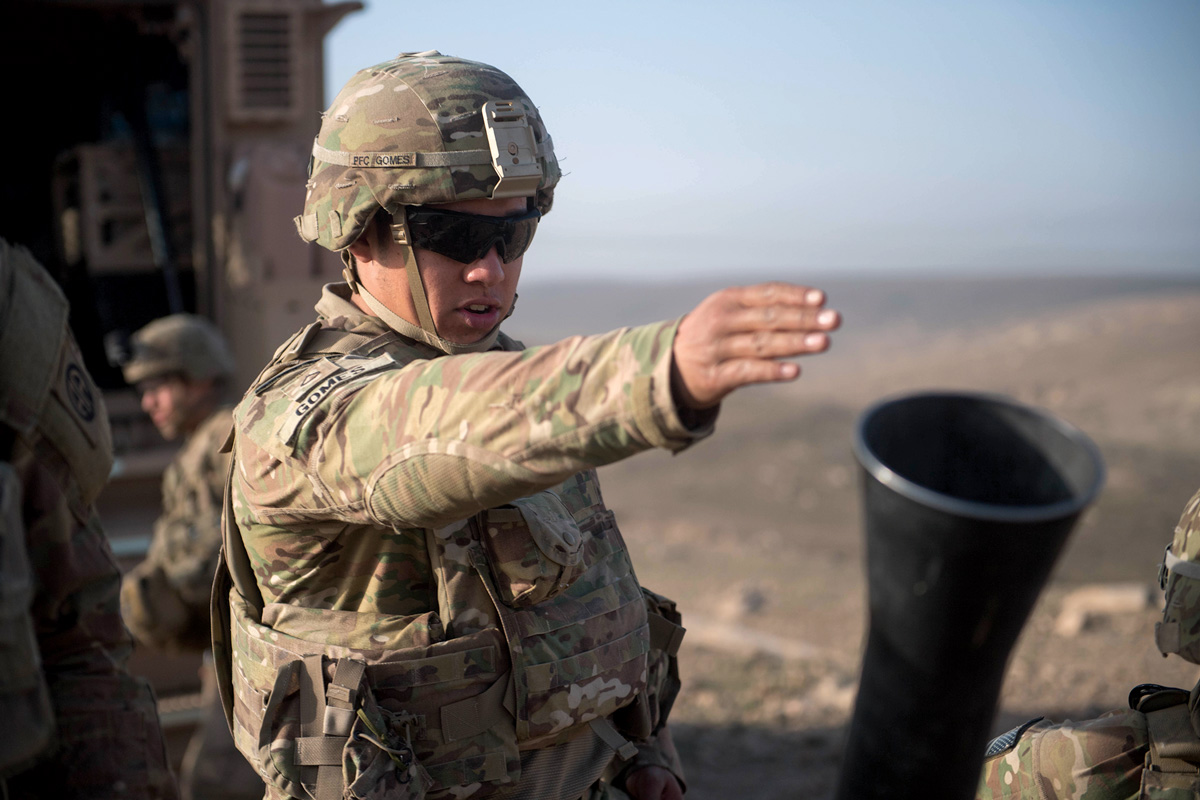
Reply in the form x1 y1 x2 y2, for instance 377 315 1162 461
1156 487 1200 662
122 313 235 385
293 51 560 355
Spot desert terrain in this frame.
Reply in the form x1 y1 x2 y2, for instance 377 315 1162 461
512 272 1200 798
104 272 1200 797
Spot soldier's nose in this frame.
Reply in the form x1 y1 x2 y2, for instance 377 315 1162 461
465 248 505 286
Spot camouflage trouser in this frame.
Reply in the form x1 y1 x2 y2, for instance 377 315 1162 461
976 710 1147 799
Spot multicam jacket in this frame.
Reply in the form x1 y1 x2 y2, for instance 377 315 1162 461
0 239 177 799
122 406 233 652
217 283 699 800
976 684 1200 800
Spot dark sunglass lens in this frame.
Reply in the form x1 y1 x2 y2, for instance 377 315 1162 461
499 216 539 263
408 209 540 264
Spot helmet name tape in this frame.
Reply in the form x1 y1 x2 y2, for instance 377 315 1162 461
483 101 544 198
311 141 493 169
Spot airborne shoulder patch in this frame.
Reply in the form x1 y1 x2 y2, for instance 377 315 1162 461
273 353 396 447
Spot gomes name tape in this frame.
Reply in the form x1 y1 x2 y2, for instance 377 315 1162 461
275 353 396 447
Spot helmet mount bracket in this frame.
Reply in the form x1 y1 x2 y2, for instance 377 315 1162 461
483 101 543 199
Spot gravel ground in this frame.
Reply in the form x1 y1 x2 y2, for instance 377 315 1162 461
592 284 1200 798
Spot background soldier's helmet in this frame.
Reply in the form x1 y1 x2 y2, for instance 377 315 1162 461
294 50 560 253
122 314 235 385
1156 487 1200 663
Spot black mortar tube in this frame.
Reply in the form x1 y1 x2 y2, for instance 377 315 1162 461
835 391 1104 800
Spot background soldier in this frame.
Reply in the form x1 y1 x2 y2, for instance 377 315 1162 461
214 51 841 800
976 487 1200 798
0 238 178 799
118 315 263 800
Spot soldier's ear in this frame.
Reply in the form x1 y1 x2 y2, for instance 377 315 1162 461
346 235 376 266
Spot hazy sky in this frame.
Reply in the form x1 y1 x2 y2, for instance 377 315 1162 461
325 1 1200 281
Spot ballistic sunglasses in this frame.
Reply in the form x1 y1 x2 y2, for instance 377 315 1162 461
403 206 542 264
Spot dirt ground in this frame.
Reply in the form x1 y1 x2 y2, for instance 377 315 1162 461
105 274 1200 797
578 278 1200 798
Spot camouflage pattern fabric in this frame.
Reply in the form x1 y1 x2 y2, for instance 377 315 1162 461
976 712 1147 799
121 406 234 652
976 696 1200 800
977 488 1200 799
0 239 178 799
120 404 263 800
1157 488 1200 663
223 282 698 799
296 51 560 253
0 460 54 777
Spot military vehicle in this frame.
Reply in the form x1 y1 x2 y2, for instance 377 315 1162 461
1 0 362 764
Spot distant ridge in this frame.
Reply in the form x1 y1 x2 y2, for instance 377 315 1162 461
509 274 1200 349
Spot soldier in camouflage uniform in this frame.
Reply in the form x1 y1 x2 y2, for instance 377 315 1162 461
0 238 178 799
212 52 841 800
976 488 1200 799
119 315 263 800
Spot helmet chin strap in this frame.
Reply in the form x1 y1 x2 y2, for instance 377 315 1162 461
340 248 507 356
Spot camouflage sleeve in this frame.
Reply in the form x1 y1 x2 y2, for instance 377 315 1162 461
122 410 231 652
293 319 709 530
975 711 1146 799
7 440 178 800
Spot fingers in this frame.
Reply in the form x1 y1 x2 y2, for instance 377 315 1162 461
712 356 803 387
713 328 832 361
671 281 842 409
730 281 826 308
707 283 841 335
624 766 682 800
718 304 840 337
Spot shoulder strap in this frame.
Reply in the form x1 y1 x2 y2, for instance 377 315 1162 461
211 433 265 731
278 322 380 363
219 435 264 619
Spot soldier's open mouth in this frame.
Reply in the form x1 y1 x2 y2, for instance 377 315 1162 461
459 304 501 328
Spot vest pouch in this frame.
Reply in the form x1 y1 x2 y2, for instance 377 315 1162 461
612 588 685 741
482 491 586 607
343 676 432 800
470 503 652 747
1138 685 1200 799
229 586 520 798
246 655 433 800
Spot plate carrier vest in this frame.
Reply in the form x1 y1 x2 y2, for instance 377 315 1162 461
211 322 685 800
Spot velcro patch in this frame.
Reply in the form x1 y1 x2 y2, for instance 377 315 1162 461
274 353 395 447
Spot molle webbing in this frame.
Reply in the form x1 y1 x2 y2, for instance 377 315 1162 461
430 588 684 749
297 656 365 800
1146 702 1200 773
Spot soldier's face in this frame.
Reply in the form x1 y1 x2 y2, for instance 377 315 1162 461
380 196 528 344
137 375 213 440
